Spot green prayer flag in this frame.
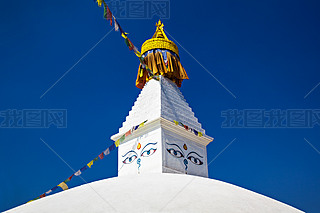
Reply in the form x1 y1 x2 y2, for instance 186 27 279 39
119 135 125 143
93 156 99 162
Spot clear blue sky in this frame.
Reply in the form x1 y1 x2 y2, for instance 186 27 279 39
1 0 320 212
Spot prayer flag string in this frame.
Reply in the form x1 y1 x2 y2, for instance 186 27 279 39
27 120 147 203
96 0 155 79
173 120 203 137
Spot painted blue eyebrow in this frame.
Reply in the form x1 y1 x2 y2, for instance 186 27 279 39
166 143 184 154
187 151 203 158
122 150 138 157
141 142 158 153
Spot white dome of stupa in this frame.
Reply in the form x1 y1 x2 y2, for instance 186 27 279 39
6 173 302 213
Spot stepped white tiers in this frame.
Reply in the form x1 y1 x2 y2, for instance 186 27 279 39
6 174 303 213
111 76 213 177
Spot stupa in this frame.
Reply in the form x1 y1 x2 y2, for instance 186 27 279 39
5 21 303 213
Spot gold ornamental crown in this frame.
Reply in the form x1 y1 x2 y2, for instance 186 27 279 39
141 20 179 57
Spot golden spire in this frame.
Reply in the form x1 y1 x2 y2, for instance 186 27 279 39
141 20 179 56
152 20 168 40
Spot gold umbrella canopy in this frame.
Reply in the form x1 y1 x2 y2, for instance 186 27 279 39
136 20 188 89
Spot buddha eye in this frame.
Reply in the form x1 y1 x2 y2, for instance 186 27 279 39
122 155 137 164
187 156 203 165
141 148 157 157
167 148 184 158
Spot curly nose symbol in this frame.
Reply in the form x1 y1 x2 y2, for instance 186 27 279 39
184 159 188 173
137 158 141 169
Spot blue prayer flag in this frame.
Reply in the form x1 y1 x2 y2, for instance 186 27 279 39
80 165 88 172
52 186 58 191
109 143 116 151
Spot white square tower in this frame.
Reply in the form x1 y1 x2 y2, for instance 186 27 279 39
111 76 213 177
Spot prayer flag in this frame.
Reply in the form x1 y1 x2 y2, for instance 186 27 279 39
99 152 104 159
125 38 134 51
52 186 58 191
115 139 120 147
193 130 198 136
93 156 99 162
58 182 68 191
74 170 82 176
121 32 128 39
96 0 103 7
125 130 131 136
80 165 88 172
27 197 39 203
133 46 138 53
64 174 74 183
87 160 94 168
174 120 179 125
133 46 142 57
184 125 188 130
39 193 46 198
198 132 203 137
103 4 112 26
103 148 110 156
135 50 142 58
134 125 139 130
113 16 119 31
139 122 144 128
46 190 52 195
109 143 116 151
118 23 126 37
120 135 125 142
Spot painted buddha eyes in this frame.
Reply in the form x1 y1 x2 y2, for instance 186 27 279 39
166 143 204 166
187 156 203 165
141 148 157 157
167 148 184 158
122 142 158 165
123 155 137 164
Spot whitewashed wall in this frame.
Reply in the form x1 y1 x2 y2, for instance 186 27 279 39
118 128 162 176
162 129 208 177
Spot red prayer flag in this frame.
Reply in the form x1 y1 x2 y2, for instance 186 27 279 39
68 174 74 181
39 193 46 198
125 130 131 136
99 152 104 159
128 38 134 51
103 3 113 26
106 5 112 26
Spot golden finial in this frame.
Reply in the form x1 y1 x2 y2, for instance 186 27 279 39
152 20 168 40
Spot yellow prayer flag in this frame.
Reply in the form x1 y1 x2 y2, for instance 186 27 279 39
174 120 179 125
121 32 128 39
135 51 142 58
87 160 94 168
97 0 103 7
58 182 68 191
139 122 144 128
115 139 120 147
198 132 203 137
